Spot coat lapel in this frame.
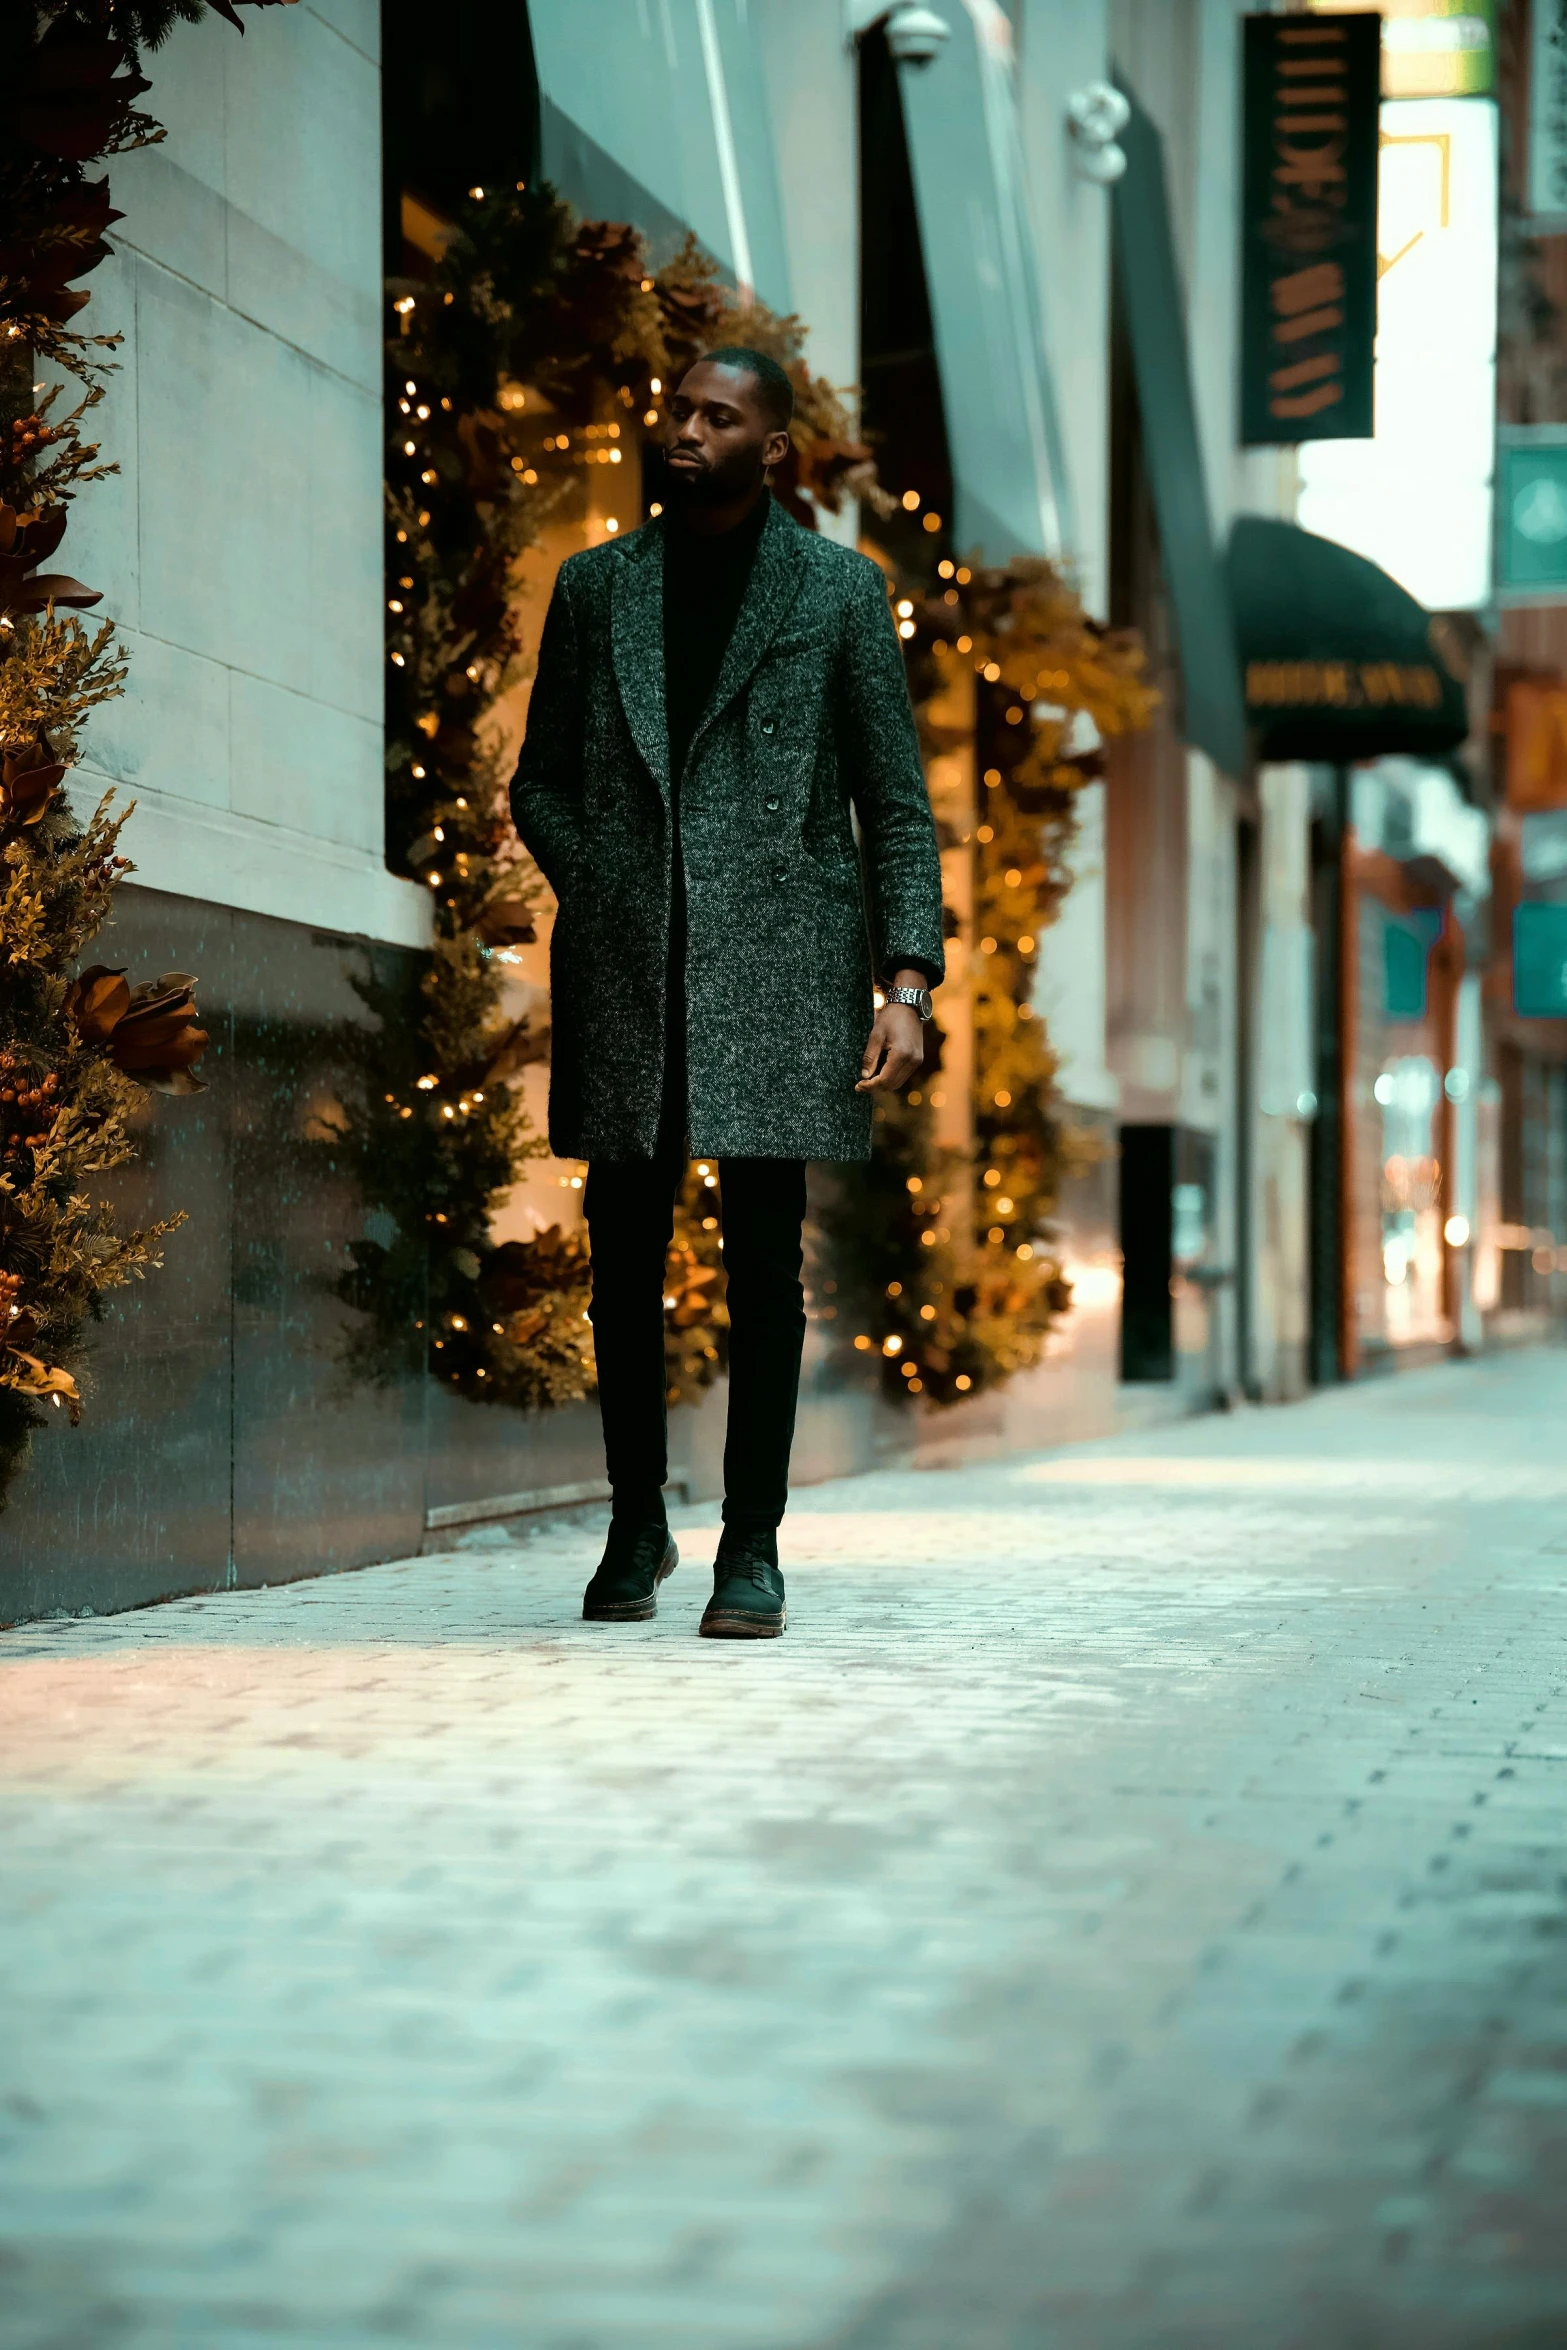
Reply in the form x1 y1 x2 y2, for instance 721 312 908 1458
610 521 671 806
685 499 811 768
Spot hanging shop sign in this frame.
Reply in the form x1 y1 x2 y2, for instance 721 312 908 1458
1497 426 1567 602
1226 514 1469 761
1504 676 1567 811
1530 0 1567 218
1310 0 1497 100
1297 94 1498 612
1241 12 1381 444
1513 901 1567 1018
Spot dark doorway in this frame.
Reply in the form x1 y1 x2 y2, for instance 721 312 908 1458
382 0 542 271
857 24 953 577
1308 766 1349 1383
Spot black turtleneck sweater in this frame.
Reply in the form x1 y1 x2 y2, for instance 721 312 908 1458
657 492 770 1148
662 489 770 784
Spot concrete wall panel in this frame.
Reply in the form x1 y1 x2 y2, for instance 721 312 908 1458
56 6 419 947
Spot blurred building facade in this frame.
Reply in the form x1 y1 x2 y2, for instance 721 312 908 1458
8 0 1567 1619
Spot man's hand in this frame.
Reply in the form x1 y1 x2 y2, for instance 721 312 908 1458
856 970 930 1095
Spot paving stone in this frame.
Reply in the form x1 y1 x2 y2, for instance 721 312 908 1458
4 1352 1567 2346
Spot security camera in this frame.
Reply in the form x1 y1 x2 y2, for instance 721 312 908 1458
1067 79 1130 182
884 4 951 65
1076 139 1127 185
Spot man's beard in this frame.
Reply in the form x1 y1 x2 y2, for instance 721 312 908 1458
661 447 765 508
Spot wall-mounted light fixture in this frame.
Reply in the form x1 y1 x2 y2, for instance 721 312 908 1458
845 2 950 64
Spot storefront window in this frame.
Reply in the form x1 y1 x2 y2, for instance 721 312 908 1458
1375 1053 1446 1341
1350 894 1455 1356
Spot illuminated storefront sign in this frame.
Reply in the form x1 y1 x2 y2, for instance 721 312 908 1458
1240 12 1380 444
1504 675 1567 811
1245 659 1446 711
1311 0 1496 100
1296 95 1498 612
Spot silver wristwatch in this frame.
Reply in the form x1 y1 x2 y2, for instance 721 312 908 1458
884 983 934 1022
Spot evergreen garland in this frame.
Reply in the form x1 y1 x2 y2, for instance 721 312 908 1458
0 0 292 1501
351 184 1157 1427
818 558 1156 1407
348 183 879 1413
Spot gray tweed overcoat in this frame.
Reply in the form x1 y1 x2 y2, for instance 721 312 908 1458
510 498 945 1162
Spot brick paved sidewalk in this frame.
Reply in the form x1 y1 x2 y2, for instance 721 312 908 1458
4 1351 1567 2349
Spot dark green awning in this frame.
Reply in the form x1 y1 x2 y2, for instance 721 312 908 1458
1226 515 1469 762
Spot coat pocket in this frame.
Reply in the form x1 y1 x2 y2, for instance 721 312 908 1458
800 842 865 900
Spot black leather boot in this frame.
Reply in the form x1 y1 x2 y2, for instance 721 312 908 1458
582 1513 678 1622
699 1527 786 1639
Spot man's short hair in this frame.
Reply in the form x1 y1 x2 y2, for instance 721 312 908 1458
697 345 795 431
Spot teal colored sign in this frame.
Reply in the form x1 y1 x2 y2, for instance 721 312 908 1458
1499 435 1567 596
1513 901 1567 1016
1383 909 1442 1019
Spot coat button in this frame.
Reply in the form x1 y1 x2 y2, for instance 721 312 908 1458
772 865 788 883
764 796 780 813
760 718 775 735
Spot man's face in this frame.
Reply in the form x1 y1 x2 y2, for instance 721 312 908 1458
663 361 791 504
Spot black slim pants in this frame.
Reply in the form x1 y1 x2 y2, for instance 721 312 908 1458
584 1152 808 1533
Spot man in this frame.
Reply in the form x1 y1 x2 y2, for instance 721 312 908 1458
511 347 943 1639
